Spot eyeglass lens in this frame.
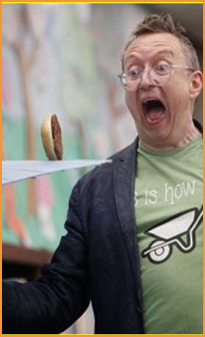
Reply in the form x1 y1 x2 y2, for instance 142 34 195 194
124 67 171 90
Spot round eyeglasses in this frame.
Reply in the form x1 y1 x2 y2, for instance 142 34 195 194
118 63 194 91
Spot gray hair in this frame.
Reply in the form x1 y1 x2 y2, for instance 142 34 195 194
121 13 200 71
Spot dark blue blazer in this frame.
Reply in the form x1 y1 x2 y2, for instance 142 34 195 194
2 120 203 334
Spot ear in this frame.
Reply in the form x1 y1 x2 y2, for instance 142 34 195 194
189 70 203 100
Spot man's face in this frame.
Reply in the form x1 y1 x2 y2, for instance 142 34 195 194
123 33 202 149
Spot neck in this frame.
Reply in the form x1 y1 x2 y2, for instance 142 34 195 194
140 121 200 152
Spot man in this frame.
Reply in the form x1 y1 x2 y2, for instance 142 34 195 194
2 13 203 334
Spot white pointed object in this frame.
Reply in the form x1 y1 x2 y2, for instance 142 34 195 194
2 160 112 186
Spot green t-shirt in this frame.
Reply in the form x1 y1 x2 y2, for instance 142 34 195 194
135 135 203 334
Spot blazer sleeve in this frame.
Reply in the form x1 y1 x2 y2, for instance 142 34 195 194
2 180 90 334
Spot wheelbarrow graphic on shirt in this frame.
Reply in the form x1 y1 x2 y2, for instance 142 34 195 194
142 206 203 264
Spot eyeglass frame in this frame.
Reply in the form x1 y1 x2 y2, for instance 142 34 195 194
118 63 195 91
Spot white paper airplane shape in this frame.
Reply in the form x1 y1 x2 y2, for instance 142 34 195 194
2 160 112 186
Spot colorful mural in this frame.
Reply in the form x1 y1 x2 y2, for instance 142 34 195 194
2 3 142 251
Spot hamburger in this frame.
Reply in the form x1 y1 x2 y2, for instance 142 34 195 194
41 114 63 160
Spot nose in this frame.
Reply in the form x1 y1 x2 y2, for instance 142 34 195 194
138 67 153 90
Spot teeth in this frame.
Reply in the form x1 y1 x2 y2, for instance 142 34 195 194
143 99 152 104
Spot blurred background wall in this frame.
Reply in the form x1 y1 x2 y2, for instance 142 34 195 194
2 3 203 334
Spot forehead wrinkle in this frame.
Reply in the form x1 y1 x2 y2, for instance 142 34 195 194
124 48 174 66
126 40 174 52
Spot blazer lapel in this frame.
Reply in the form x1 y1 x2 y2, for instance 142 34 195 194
113 138 142 308
113 118 202 310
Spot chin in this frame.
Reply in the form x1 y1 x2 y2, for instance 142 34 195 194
143 129 172 146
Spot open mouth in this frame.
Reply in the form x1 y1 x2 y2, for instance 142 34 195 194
142 99 166 124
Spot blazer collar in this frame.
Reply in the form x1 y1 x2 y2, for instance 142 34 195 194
113 138 142 308
194 118 203 135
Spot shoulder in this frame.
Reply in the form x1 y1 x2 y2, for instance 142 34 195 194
75 138 138 193
67 139 138 223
